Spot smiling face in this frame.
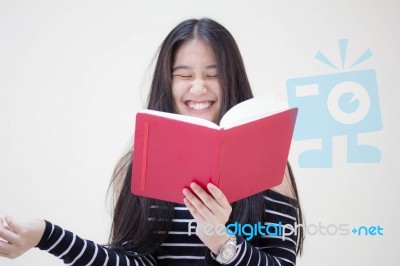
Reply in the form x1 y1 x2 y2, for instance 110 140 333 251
171 39 222 123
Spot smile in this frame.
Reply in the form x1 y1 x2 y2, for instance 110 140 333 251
186 101 214 111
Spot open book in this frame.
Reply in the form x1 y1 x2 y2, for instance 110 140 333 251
131 96 298 204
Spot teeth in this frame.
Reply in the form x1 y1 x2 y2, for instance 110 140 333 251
188 102 212 110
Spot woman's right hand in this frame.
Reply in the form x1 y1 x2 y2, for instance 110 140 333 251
0 216 45 259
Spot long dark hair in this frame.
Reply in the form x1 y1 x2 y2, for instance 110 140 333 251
108 18 304 257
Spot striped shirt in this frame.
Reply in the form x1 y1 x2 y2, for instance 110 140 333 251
37 190 299 265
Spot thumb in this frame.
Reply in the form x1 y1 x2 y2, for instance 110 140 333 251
4 216 21 233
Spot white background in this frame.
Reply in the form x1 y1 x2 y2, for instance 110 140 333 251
1 0 399 265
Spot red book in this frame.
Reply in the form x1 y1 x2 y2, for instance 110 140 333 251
131 97 298 204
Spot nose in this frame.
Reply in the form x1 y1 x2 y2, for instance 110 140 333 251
190 78 207 95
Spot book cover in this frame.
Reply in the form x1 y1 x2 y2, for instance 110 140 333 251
131 98 298 204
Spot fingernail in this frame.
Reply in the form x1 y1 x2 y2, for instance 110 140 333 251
207 183 215 189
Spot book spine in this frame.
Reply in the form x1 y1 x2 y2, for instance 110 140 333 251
211 129 225 186
140 121 150 191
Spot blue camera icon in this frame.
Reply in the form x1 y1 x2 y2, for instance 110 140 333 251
287 69 382 168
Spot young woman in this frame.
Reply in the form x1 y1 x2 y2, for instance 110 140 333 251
0 18 304 265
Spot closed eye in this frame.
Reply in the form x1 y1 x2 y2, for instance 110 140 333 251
173 74 192 79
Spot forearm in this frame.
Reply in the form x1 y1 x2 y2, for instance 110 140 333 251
36 220 157 266
211 190 300 265
220 235 296 266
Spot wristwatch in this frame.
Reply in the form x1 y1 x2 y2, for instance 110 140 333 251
211 234 237 264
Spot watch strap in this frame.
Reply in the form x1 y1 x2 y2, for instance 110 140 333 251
210 234 237 264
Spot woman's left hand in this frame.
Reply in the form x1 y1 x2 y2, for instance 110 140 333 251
183 182 232 254
0 216 45 259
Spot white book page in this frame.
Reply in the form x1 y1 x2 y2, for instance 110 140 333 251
139 109 220 129
139 96 287 130
220 96 288 129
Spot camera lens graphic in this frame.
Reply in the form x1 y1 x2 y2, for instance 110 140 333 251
327 81 371 125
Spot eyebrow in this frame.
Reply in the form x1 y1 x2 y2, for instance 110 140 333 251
172 64 217 72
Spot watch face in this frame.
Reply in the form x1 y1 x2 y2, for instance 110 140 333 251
221 244 236 261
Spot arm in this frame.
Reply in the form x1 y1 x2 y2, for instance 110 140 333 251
183 181 299 265
0 216 158 266
224 190 298 265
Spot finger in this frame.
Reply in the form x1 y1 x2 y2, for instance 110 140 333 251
1 217 12 232
4 216 20 234
190 183 230 221
0 217 6 228
0 239 14 257
207 183 231 210
189 183 220 211
0 223 18 243
0 251 13 259
183 187 213 220
183 197 206 224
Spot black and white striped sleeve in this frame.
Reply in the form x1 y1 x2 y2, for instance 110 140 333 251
36 221 157 266
215 190 299 266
